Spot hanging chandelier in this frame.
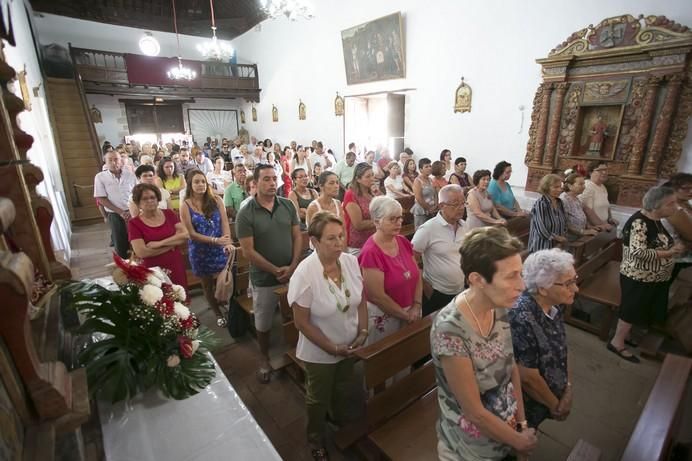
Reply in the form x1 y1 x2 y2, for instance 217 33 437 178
197 0 234 61
259 0 314 21
167 0 196 80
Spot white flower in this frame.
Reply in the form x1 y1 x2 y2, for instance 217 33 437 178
173 302 190 321
140 285 164 306
146 274 162 288
166 355 181 367
171 284 186 301
191 340 201 355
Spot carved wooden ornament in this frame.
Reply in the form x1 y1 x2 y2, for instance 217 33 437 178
454 77 472 113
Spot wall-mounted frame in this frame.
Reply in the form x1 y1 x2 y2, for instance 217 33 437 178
569 104 625 160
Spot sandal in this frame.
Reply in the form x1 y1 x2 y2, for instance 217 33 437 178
625 337 639 348
256 366 272 384
216 315 228 328
310 447 329 461
607 342 640 363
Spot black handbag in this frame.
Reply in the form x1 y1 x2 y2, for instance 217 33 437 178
227 295 250 338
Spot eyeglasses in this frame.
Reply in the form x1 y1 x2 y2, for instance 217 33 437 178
553 276 579 288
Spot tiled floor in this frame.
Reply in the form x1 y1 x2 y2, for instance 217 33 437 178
70 222 686 461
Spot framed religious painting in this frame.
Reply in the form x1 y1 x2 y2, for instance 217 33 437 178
570 104 625 160
341 12 405 85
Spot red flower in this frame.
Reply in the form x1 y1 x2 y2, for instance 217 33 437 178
180 316 196 330
178 336 194 358
113 254 151 284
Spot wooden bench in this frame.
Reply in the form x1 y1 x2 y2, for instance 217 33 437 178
621 353 692 461
506 215 531 246
335 315 438 460
568 240 621 340
567 228 617 268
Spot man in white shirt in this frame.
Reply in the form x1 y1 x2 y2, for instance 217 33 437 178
94 150 137 258
194 149 214 175
333 151 357 190
309 142 335 171
411 184 468 315
230 138 242 160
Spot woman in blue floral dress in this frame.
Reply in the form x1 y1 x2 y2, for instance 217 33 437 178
180 170 234 327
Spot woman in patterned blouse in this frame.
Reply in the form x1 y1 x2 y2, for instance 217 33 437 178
509 249 576 428
527 174 568 253
560 173 600 239
608 186 685 363
431 227 537 461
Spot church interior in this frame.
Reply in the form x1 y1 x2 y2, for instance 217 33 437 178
1 0 691 460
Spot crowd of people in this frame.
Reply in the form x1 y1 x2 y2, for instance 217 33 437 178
93 136 691 461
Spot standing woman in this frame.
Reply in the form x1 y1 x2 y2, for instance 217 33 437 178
449 157 472 194
266 152 285 194
280 146 293 197
411 158 438 229
440 149 454 181
466 169 507 230
365 150 384 183
180 170 235 327
206 155 231 198
128 183 189 290
288 213 368 461
402 158 419 191
342 162 376 255
527 174 568 253
288 168 318 230
306 171 342 226
292 145 312 176
608 186 686 363
359 196 422 343
155 157 186 210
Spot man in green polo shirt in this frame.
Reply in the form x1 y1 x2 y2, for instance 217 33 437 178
236 164 302 383
223 163 247 219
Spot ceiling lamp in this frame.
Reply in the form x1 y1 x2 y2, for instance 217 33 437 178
197 0 234 61
259 0 314 21
139 32 160 56
167 0 196 81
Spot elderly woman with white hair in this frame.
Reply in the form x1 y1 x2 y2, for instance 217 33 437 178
508 249 576 429
359 196 422 344
608 186 686 363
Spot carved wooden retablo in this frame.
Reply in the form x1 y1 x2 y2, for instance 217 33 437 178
524 15 692 206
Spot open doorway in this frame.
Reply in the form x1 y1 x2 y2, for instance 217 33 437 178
344 92 405 159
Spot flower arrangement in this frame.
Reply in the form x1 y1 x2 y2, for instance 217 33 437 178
63 254 218 403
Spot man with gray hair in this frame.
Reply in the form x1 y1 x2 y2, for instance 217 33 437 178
412 184 468 315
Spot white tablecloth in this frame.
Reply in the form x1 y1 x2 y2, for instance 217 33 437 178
98 356 281 461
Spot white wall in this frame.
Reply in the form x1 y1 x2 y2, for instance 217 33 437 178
3 0 72 258
230 0 692 181
86 94 128 144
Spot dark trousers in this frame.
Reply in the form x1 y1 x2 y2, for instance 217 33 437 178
423 289 456 317
106 212 129 259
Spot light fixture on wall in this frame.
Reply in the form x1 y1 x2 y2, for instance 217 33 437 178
167 0 197 81
139 32 160 56
197 0 234 61
259 0 314 21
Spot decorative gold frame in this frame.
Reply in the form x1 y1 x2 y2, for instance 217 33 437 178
17 67 30 111
240 109 246 124
454 77 471 113
90 105 102 123
272 104 278 122
334 92 344 116
251 104 257 122
298 100 306 120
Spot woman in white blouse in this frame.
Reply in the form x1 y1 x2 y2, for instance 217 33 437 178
206 155 231 197
384 161 413 198
579 161 618 231
288 212 368 460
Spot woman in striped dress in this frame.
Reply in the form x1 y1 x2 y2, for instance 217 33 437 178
527 174 567 253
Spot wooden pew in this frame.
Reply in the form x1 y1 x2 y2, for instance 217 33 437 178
621 353 692 461
506 215 531 246
335 315 438 460
568 240 620 340
567 229 617 268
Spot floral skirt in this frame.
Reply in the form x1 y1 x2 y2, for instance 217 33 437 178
366 302 409 346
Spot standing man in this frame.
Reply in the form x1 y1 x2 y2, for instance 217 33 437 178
236 164 302 383
178 148 196 177
333 151 357 198
412 184 468 315
94 150 137 258
309 142 334 171
223 163 248 220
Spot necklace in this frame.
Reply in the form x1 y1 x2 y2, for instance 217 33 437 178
323 259 351 312
463 292 493 338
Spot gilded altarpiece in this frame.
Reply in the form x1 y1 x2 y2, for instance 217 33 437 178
524 15 692 207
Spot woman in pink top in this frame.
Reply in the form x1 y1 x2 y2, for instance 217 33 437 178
359 196 423 344
343 162 376 255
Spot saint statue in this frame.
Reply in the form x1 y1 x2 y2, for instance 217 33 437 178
334 93 344 116
272 105 278 122
298 100 306 120
587 114 608 155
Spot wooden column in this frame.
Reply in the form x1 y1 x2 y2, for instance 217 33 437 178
543 82 569 167
627 76 662 175
643 74 685 177
531 83 553 165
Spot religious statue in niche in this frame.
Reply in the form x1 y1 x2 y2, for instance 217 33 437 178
17 67 31 111
90 104 102 123
587 113 609 155
251 104 257 122
454 77 472 113
240 109 246 124
334 92 344 116
272 105 278 122
574 105 622 159
298 100 306 120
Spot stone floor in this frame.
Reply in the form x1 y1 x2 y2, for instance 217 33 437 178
70 222 690 461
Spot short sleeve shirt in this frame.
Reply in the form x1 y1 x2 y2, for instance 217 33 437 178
288 252 363 364
235 196 300 286
223 182 246 211
358 235 420 309
578 180 610 222
560 192 587 232
431 300 517 460
508 292 568 428
94 169 137 211
487 179 516 211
